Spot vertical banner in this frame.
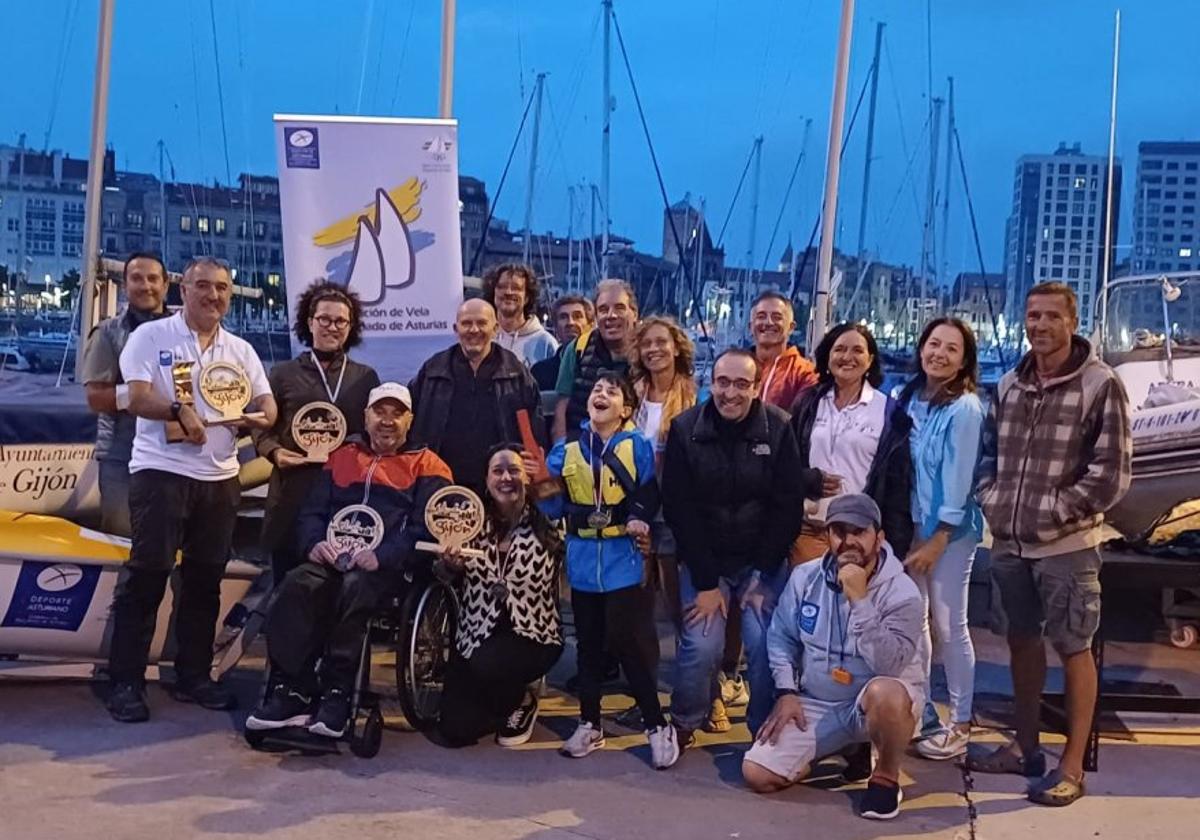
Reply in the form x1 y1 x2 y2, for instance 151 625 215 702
274 115 463 382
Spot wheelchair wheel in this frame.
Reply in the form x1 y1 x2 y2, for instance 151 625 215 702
350 707 384 758
396 579 458 731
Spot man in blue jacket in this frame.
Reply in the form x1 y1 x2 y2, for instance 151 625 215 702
742 494 926 820
247 383 451 740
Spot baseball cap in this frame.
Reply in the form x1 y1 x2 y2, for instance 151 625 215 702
366 382 412 411
824 493 882 531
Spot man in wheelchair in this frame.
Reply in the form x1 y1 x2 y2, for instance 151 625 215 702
246 382 452 738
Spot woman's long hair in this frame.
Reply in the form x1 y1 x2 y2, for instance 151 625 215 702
814 322 884 390
482 443 563 559
628 315 698 444
899 317 979 408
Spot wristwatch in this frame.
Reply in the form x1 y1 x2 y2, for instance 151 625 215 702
170 401 183 421
774 687 801 700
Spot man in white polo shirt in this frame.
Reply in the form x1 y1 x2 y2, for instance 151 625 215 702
106 256 277 723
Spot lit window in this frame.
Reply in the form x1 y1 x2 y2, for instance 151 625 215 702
198 216 210 234
1180 248 1193 258
179 215 192 232
215 218 226 235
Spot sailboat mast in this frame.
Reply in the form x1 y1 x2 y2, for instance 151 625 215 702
918 96 943 339
522 72 546 267
439 0 456 118
692 198 706 320
743 136 763 328
856 21 884 260
76 0 116 378
939 77 955 298
1100 10 1121 348
810 0 856 350
600 0 613 281
158 141 169 277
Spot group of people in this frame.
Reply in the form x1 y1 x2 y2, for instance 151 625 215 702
83 254 1132 821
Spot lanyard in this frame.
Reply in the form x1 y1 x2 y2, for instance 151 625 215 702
590 432 616 512
310 350 348 403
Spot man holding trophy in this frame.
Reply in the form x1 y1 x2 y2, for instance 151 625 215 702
106 257 277 722
246 383 452 740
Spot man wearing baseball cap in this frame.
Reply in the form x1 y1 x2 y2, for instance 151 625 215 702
741 493 927 821
247 382 451 740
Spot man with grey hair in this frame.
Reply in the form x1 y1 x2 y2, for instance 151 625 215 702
106 257 277 722
552 279 639 440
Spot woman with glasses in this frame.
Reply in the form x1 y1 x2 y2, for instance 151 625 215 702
253 280 381 583
788 323 913 564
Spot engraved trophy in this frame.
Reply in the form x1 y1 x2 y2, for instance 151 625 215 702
415 485 487 560
326 503 385 572
165 361 196 444
198 360 265 426
290 401 347 463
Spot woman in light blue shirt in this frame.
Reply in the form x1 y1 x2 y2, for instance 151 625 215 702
899 317 984 761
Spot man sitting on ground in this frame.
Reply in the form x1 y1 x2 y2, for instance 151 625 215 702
246 383 450 739
742 494 926 821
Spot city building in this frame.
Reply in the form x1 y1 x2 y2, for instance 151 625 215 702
949 271 1007 345
1001 142 1121 334
1132 141 1200 275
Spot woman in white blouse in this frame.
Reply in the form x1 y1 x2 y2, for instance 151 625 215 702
788 323 913 563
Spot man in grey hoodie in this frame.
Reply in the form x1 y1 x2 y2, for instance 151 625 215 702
742 494 926 821
482 263 558 366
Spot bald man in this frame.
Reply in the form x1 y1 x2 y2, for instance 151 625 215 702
408 299 545 492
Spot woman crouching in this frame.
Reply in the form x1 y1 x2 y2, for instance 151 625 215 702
436 444 565 747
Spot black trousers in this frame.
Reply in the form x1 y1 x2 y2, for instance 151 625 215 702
271 547 305 587
572 584 665 729
265 562 387 693
438 628 562 746
108 470 241 685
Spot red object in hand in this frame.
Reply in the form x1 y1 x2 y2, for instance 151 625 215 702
516 409 551 482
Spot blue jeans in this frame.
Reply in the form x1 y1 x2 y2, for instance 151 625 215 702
670 562 786 735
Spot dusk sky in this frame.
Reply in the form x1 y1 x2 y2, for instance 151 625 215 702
6 1 1198 283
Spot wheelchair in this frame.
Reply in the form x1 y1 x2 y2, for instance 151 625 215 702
242 567 459 757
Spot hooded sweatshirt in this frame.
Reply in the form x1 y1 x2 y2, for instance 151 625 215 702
496 315 559 366
767 543 926 704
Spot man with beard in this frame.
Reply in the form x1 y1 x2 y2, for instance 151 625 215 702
82 252 170 536
748 291 817 411
482 263 558 366
742 494 926 821
553 280 638 441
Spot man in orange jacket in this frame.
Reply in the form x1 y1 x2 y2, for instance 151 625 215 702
750 291 818 411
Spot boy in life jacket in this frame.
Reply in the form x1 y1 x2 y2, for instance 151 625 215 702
532 374 680 770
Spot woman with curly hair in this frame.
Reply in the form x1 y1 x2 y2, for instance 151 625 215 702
436 444 565 747
252 280 381 583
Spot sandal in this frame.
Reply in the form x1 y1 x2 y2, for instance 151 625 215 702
964 744 1046 778
1028 769 1086 806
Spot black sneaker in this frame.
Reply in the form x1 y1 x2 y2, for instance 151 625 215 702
841 742 873 783
496 693 539 747
107 682 150 723
860 778 903 820
169 678 237 711
245 684 313 731
308 688 351 738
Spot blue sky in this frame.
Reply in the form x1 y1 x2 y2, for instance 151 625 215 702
5 1 1198 281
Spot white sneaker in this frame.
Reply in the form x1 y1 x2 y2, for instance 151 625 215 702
560 721 606 758
648 724 680 770
719 673 750 706
915 726 970 760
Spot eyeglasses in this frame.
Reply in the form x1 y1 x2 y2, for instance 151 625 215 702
314 315 352 330
713 376 757 392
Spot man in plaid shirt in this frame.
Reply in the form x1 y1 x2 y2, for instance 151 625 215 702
969 282 1131 806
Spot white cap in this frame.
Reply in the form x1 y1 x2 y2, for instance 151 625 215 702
366 382 412 411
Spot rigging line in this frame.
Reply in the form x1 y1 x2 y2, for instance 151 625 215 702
542 88 578 227
233 0 263 329
43 0 83 151
750 0 785 131
761 119 812 274
514 0 527 104
953 124 1006 370
610 8 711 345
369 0 392 112
871 114 932 263
185 7 213 255
354 0 377 114
207 0 234 187
388 0 419 113
467 86 539 276
715 144 756 249
700 0 722 144
883 39 925 222
540 9 601 182
764 0 816 133
785 66 875 306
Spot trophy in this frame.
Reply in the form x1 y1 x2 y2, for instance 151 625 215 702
290 401 347 463
165 361 196 444
415 485 487 560
326 503 386 571
198 360 265 426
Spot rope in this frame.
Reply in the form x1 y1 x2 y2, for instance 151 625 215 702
207 0 235 188
761 121 812 273
715 144 756 249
